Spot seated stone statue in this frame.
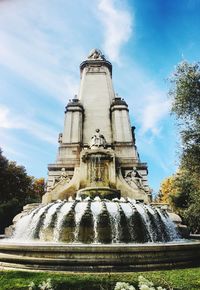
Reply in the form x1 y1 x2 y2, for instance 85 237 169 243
125 167 144 190
48 168 70 192
90 129 107 149
59 168 70 182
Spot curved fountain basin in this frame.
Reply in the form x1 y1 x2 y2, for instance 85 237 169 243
11 200 180 244
0 240 200 271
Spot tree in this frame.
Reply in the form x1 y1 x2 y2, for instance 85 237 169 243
164 61 200 233
158 176 176 204
158 171 193 209
184 191 200 233
0 149 45 233
168 170 196 209
169 61 200 176
26 178 46 203
158 169 200 232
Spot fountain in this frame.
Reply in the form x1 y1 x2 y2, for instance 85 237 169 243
11 199 179 244
0 49 200 271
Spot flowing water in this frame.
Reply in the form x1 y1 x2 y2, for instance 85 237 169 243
12 198 180 244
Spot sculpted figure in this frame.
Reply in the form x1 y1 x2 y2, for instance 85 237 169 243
47 168 71 192
59 168 70 182
88 49 105 60
47 168 70 191
90 129 107 149
125 168 144 189
47 176 57 192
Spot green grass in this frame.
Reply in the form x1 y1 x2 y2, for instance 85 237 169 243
0 267 200 290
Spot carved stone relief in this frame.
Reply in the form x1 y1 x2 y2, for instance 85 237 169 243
125 168 144 190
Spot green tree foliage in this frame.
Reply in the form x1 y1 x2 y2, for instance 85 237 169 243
161 61 200 233
170 171 200 233
158 170 200 233
169 61 200 175
0 149 45 233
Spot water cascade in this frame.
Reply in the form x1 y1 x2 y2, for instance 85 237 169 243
13 198 179 244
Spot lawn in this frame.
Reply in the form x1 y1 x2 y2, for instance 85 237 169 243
0 267 200 290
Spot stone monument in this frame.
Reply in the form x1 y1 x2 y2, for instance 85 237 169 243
1 49 199 272
43 48 151 204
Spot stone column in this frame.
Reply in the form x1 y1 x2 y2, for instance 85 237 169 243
111 97 133 143
62 98 83 144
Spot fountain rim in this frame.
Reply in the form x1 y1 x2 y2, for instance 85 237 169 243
0 240 200 271
1 239 200 249
0 239 200 252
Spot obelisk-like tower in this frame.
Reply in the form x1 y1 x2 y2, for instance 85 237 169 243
79 51 113 145
43 49 151 203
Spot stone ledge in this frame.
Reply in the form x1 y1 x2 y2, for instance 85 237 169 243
0 241 200 271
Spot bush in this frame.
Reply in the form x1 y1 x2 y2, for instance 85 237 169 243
0 198 22 233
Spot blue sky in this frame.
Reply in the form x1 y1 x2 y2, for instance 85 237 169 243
0 0 200 195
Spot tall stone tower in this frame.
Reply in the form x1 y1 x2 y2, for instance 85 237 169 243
43 49 151 203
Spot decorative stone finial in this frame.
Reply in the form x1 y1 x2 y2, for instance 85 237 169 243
87 49 105 61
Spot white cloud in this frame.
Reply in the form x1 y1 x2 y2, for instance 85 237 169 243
0 105 57 144
0 105 23 129
97 0 132 63
0 28 78 104
139 95 171 135
26 121 57 145
0 0 101 176
0 0 81 104
114 61 170 136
